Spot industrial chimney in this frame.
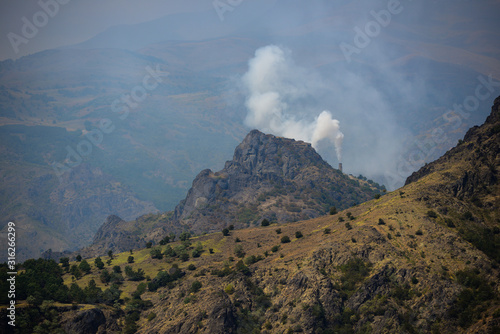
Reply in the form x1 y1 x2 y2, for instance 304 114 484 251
339 163 343 172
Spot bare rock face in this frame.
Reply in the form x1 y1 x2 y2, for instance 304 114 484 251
172 130 383 233
63 308 106 334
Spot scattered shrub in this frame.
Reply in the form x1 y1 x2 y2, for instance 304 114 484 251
190 280 202 293
378 218 385 225
224 284 235 295
462 211 473 221
427 210 438 219
281 236 291 243
234 245 246 258
261 219 270 227
295 231 303 238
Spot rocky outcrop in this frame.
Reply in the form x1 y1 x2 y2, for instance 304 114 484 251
62 308 106 334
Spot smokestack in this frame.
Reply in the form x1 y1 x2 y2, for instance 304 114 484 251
339 163 343 172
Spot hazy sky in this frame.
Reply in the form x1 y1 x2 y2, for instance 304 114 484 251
0 0 219 60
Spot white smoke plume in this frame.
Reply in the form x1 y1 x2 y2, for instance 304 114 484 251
242 45 344 161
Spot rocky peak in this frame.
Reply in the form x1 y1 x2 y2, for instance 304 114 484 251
228 129 328 179
170 130 383 233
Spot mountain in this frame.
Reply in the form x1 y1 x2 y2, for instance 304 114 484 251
3 96 500 334
84 129 384 256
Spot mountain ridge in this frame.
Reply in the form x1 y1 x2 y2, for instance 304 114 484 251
85 129 384 256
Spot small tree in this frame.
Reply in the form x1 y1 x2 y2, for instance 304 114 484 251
70 264 82 279
145 241 153 249
228 225 235 230
79 259 91 274
169 232 176 242
275 228 282 234
128 256 134 264
60 257 70 268
329 207 337 215
222 228 230 236
324 228 331 235
95 257 105 269
159 235 170 245
261 219 270 227
295 231 303 239
113 265 122 273
107 250 114 259
100 269 111 284
179 231 191 241
378 218 385 225
150 247 163 259
76 254 82 262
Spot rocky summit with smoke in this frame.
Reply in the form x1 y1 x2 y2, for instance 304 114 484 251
242 45 345 163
